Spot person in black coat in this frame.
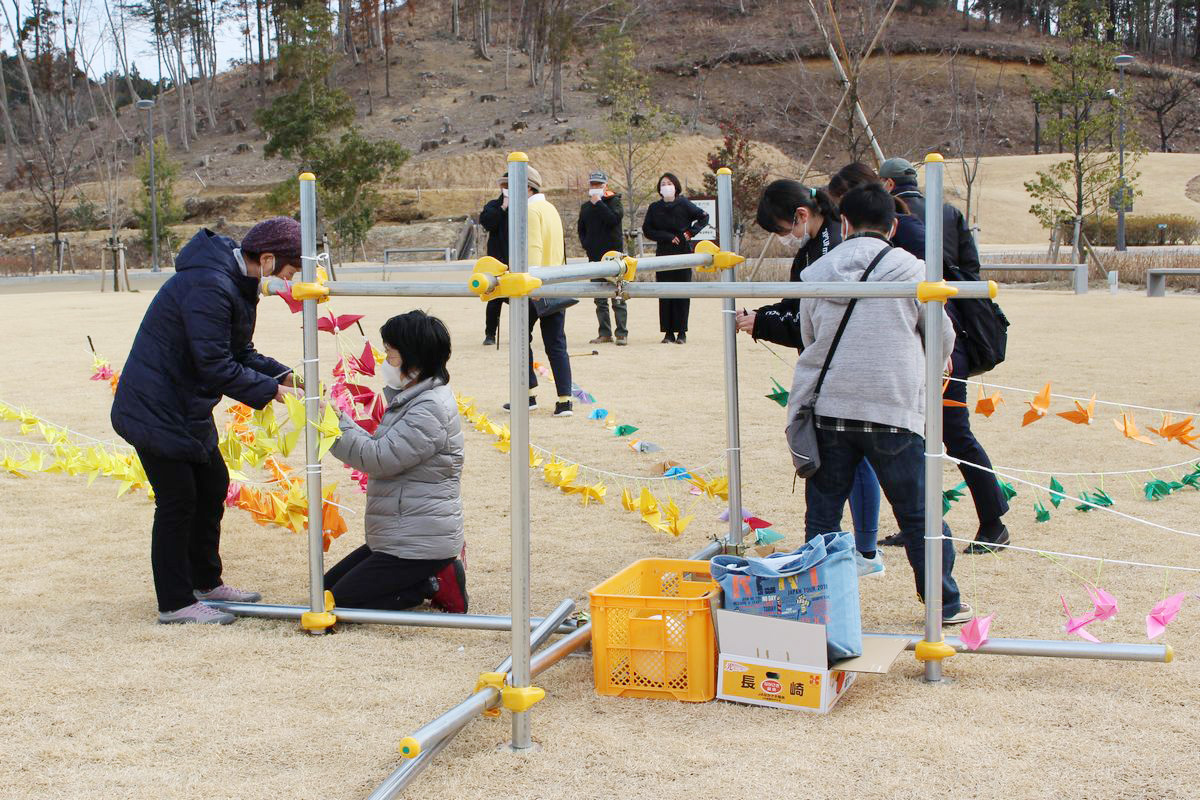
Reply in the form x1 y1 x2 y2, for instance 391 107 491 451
827 161 926 259
478 174 510 346
641 172 709 343
878 157 1009 553
577 170 627 344
111 219 302 624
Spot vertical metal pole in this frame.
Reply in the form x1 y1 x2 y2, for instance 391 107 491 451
922 154 947 682
148 110 160 273
505 152 533 750
299 173 327 632
715 168 744 550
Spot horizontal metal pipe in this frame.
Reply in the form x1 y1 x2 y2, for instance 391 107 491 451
980 264 1083 271
367 724 456 800
531 622 593 678
872 632 1172 662
317 279 996 301
689 540 724 561
205 601 578 633
497 598 576 677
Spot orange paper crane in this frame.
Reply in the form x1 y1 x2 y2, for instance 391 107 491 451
975 386 1004 417
1147 414 1200 448
1022 383 1052 426
942 378 967 408
1057 394 1096 425
1113 412 1157 445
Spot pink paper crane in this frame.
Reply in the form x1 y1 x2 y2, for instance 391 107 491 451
316 313 364 334
959 614 994 651
1087 585 1119 622
1146 592 1187 640
1060 595 1101 642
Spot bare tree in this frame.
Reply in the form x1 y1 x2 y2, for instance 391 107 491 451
1136 71 1199 152
948 55 1004 226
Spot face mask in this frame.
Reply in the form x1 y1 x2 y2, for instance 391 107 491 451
233 247 249 277
660 185 675 201
588 188 603 198
779 214 810 249
380 362 411 390
501 188 509 198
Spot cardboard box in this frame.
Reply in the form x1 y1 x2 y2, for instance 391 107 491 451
714 609 907 714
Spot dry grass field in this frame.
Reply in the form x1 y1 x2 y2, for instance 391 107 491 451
1 278 1197 800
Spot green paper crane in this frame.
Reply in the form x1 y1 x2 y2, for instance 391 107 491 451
1048 477 1066 508
942 481 967 514
766 379 790 408
1181 469 1200 491
1076 488 1114 512
1144 479 1184 501
998 480 1018 501
1034 500 1051 523
612 424 639 437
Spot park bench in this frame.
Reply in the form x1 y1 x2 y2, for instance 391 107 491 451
1145 268 1200 297
979 263 1089 295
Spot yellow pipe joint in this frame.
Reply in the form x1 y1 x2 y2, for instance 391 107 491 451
292 267 330 302
475 671 508 718
916 280 958 304
716 167 732 175
604 250 638 282
914 639 957 662
300 590 337 632
501 685 546 713
693 239 745 273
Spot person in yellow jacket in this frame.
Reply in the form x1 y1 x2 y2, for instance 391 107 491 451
503 164 577 417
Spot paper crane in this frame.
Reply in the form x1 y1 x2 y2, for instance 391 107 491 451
1087 585 1119 622
974 386 1004 417
316 313 364 334
1021 383 1052 426
1060 595 1101 642
1048 477 1066 508
620 488 638 511
1146 592 1187 639
1113 412 1157 445
766 379 789 408
1056 394 1096 425
1147 414 1199 449
942 378 967 408
1034 500 1051 522
959 614 994 651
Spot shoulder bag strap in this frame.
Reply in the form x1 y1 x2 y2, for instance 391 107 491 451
812 245 893 398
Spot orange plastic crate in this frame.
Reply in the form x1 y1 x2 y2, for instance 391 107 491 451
588 558 719 702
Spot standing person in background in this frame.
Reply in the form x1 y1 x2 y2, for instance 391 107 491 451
735 179 884 578
878 157 1010 554
502 164 576 417
478 174 509 346
641 172 709 344
578 170 628 346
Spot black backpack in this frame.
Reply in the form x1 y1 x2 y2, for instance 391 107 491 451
943 263 1010 376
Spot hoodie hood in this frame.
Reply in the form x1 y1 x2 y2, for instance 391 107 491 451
176 228 261 298
798 235 923 305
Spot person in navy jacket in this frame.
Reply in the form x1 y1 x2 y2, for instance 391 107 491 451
112 218 302 624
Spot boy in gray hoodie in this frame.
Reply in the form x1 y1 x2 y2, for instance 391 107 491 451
786 183 970 624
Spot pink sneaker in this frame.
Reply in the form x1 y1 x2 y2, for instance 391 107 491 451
194 584 262 603
158 601 235 625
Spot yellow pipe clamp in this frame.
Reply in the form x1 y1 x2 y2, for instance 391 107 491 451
300 589 337 632
913 639 957 663
292 266 330 302
468 255 542 301
693 240 746 273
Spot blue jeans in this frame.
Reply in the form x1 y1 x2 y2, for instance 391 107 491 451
849 460 880 553
804 425 962 617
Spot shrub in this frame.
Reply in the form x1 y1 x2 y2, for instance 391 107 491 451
1082 213 1200 246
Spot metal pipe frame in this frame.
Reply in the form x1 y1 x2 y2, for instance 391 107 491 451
716 170 744 551
469 252 729 295
979 264 1089 295
308 280 997 300
873 632 1172 663
299 174 328 633
203 600 579 633
505 154 534 752
922 155 947 682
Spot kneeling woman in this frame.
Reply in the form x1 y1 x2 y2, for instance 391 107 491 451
326 310 468 612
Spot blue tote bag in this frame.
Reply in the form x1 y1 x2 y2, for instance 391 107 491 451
711 532 862 660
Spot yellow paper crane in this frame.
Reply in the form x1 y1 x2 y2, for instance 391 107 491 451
651 499 693 536
566 481 606 507
1057 394 1096 425
1113 412 1157 445
284 392 307 431
1021 382 1052 426
974 386 1004 417
621 488 638 511
492 424 511 453
528 446 544 468
311 403 342 459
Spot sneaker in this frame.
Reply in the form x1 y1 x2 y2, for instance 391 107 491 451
482 335 496 346
855 551 885 578
589 335 613 344
879 532 905 547
963 524 1011 555
158 601 236 625
431 560 469 613
615 336 628 346
194 583 262 603
661 333 676 344
943 602 974 626
503 396 538 412
553 401 573 417
675 333 686 344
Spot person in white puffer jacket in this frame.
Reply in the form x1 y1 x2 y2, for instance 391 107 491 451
326 310 468 613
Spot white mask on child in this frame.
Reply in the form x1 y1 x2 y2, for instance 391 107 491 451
380 361 415 390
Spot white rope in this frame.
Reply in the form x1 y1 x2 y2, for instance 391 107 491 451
943 454 1200 540
980 457 1200 478
948 376 1200 418
942 536 1200 574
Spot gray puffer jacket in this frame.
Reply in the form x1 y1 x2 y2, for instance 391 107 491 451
329 378 464 560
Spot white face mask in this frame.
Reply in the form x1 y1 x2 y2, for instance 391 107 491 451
501 188 509 198
380 361 418 390
588 188 603 198
233 247 249 276
660 184 676 201
779 213 810 249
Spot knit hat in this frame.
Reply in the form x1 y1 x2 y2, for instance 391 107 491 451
241 216 302 258
526 165 543 192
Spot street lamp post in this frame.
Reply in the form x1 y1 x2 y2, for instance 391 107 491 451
1115 54 1134 253
136 99 160 273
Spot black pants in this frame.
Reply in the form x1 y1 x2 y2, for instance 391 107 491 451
485 298 505 338
944 347 1009 524
324 543 452 610
136 445 229 613
591 279 627 337
529 307 572 398
656 267 692 334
